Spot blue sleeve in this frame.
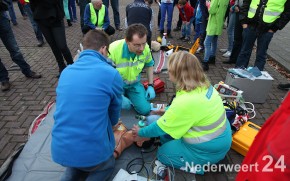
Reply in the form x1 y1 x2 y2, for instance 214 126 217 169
84 4 96 29
103 7 110 29
138 122 167 137
108 72 123 126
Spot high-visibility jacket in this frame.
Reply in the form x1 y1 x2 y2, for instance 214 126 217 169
248 0 287 23
108 39 154 85
89 3 105 27
157 86 227 144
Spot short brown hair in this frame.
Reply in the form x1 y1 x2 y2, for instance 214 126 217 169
168 51 210 91
82 30 110 51
125 24 148 42
178 0 187 5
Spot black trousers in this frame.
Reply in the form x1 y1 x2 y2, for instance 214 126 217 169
229 12 243 63
82 25 115 36
37 20 73 72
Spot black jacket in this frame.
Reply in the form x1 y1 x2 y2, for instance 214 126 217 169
0 0 10 11
240 0 290 32
126 0 152 36
30 0 64 22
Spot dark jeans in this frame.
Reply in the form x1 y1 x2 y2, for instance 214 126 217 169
103 0 120 28
229 12 243 63
8 0 17 24
68 0 77 20
82 25 115 36
79 0 91 29
17 0 27 17
61 155 115 181
0 13 31 82
37 20 73 72
23 4 44 41
235 26 274 71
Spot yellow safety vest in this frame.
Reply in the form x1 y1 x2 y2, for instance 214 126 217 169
157 86 227 144
24 0 29 2
89 3 105 27
108 39 153 85
248 0 286 23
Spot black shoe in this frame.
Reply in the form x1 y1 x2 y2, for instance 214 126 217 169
37 40 44 47
1 81 11 91
173 27 181 31
222 60 236 64
278 83 290 90
179 36 185 40
202 62 209 71
25 71 42 79
67 19 72 26
208 56 216 64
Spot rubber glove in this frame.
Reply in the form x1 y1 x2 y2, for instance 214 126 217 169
146 86 156 100
122 95 132 110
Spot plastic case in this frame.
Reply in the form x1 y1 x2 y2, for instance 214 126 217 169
231 121 261 156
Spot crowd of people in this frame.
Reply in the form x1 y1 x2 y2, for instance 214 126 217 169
0 0 290 180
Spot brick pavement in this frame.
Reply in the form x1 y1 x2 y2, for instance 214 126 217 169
0 1 289 180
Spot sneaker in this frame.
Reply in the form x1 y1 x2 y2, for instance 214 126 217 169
173 27 181 31
1 81 11 91
222 51 231 58
183 37 190 42
196 47 204 54
25 71 42 79
179 36 185 40
219 49 227 53
37 40 44 47
116 26 123 31
277 83 290 90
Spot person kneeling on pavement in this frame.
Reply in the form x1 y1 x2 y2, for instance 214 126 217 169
83 0 115 35
132 51 232 175
108 24 156 115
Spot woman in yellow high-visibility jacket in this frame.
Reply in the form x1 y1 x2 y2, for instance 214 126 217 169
132 51 232 174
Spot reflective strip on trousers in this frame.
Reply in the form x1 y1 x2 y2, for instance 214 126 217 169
249 7 281 16
183 121 226 144
188 112 226 132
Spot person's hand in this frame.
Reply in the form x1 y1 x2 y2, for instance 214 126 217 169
234 6 239 12
186 22 190 25
132 124 150 142
146 86 156 100
122 95 132 110
132 124 140 137
151 108 166 116
268 29 274 33
73 43 84 62
242 24 248 29
95 27 103 31
182 21 187 25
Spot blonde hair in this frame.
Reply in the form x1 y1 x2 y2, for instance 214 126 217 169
168 51 210 91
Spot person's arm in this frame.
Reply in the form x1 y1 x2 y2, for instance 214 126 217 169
108 72 123 126
138 122 167 137
102 6 110 30
208 0 219 15
239 0 251 25
269 0 290 32
84 4 97 29
147 66 154 85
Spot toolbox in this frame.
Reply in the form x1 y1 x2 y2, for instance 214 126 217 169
231 121 261 156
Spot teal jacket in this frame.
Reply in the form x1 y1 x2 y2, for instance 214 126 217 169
206 0 229 36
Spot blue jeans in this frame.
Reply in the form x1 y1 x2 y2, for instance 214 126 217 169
0 12 31 82
182 17 194 38
193 22 202 43
160 3 174 32
61 155 115 181
23 4 43 41
204 35 218 62
8 0 17 24
227 12 235 52
68 0 77 20
103 0 120 27
235 26 273 71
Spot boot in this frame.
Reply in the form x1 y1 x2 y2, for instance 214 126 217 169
208 56 216 64
202 62 209 71
67 19 72 27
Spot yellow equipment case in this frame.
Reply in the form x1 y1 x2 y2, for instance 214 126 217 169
231 121 261 156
